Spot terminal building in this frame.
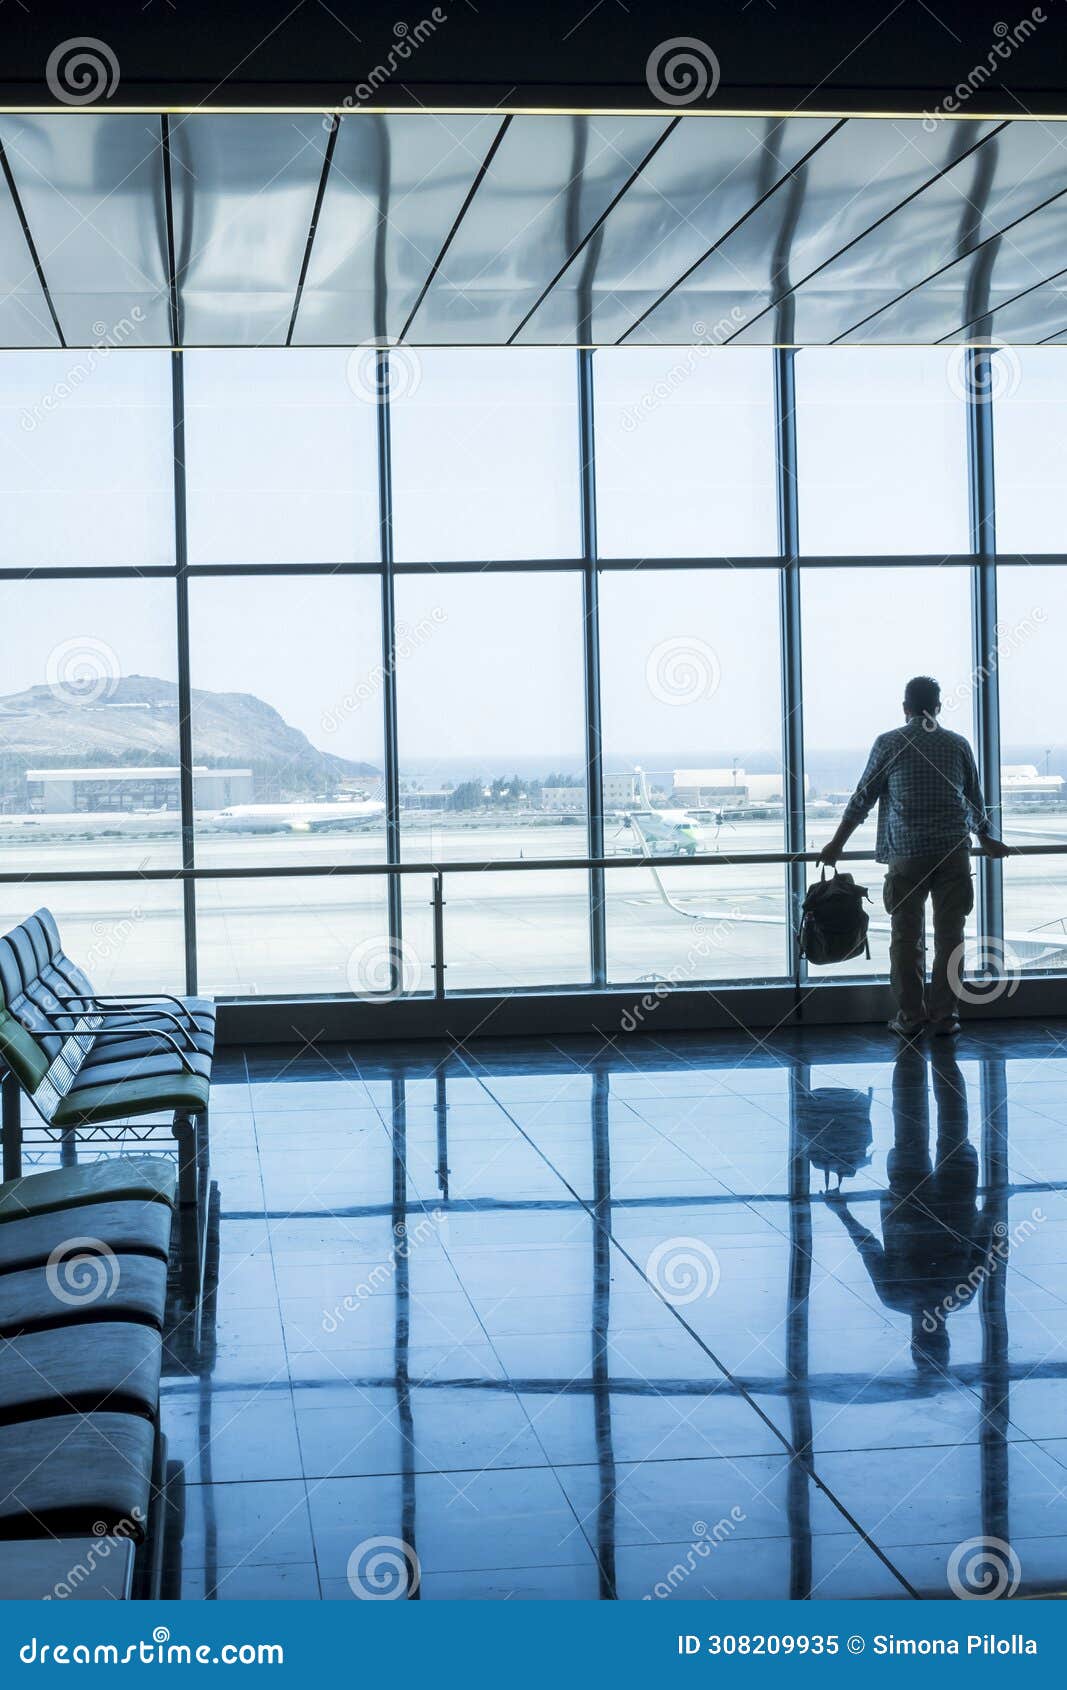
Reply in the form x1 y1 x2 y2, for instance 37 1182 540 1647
24 766 254 814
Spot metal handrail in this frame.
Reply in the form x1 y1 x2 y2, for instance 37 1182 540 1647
0 842 1059 884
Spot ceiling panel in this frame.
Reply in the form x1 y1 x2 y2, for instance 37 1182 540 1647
293 112 501 345
2 110 1067 349
170 114 329 345
403 114 668 344
798 122 1067 345
0 113 170 346
633 118 999 347
514 115 836 345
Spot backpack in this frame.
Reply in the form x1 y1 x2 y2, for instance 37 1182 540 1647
798 869 871 965
795 1086 874 1186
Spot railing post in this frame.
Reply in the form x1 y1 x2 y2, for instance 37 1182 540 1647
432 872 446 1000
774 348 807 990
966 345 1003 973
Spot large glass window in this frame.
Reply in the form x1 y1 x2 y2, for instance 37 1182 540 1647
993 349 1067 554
598 568 787 982
796 348 969 556
395 571 589 989
594 348 777 558
389 349 581 562
188 575 386 866
801 565 976 976
996 565 1067 970
0 578 181 871
184 350 379 564
0 350 173 566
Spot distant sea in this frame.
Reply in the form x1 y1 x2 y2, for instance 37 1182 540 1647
398 746 1067 793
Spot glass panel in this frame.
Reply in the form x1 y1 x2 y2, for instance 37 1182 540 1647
796 348 969 556
594 348 776 558
993 349 1067 554
184 350 379 564
395 572 589 988
996 564 1067 970
390 349 580 562
187 576 386 870
0 351 174 566
801 565 976 977
598 568 787 982
0 882 184 995
196 875 391 998
0 578 181 872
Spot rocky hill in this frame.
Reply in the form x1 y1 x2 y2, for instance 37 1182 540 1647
0 675 378 806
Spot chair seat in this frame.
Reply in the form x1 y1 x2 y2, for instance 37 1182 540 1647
95 1024 215 1058
0 1413 154 1540
52 1073 210 1128
0 1158 176 1222
0 1254 168 1338
0 1200 172 1276
0 1322 161 1425
78 1048 213 1086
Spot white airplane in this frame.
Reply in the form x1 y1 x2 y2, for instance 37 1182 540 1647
615 768 725 856
209 792 386 834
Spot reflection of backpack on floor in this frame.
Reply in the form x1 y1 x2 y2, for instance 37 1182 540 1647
796 1087 874 1188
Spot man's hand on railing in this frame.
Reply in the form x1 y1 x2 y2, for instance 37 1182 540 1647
817 842 843 868
981 837 1015 859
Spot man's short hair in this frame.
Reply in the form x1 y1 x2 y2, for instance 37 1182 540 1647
904 675 941 717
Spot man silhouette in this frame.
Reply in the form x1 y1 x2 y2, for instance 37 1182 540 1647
820 676 1011 1037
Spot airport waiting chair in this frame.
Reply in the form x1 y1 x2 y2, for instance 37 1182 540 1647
0 1156 175 1593
0 909 213 1293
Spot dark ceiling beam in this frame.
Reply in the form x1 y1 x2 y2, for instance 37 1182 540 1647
287 114 339 346
0 136 65 347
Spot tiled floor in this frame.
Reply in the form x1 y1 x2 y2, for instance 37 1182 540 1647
150 1021 1067 1599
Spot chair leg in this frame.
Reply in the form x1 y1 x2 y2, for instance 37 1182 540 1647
172 1109 203 1302
1 1069 22 1182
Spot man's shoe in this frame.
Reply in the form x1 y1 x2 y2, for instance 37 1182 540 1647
932 1015 961 1037
888 1013 925 1038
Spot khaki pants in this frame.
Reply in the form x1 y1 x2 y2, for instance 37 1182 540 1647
883 847 974 1023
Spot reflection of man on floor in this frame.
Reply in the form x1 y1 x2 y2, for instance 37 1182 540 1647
825 1047 996 1374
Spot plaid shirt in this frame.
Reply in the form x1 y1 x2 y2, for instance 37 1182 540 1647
842 720 992 864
